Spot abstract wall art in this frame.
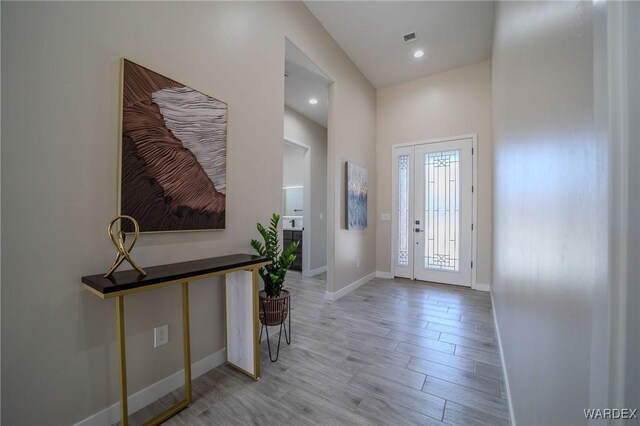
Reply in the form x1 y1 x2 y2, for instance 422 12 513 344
120 59 227 232
346 162 368 230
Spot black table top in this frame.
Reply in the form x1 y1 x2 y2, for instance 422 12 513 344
82 253 269 297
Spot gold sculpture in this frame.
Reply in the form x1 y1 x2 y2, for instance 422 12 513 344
104 215 147 278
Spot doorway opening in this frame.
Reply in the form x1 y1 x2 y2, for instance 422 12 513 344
283 140 307 273
392 135 478 288
283 39 330 280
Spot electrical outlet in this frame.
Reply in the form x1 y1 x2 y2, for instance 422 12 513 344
154 324 169 348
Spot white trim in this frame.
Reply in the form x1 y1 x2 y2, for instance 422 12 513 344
308 265 327 276
471 135 479 291
324 272 375 301
391 133 479 150
375 271 393 279
490 292 516 425
390 147 396 280
73 348 227 426
473 282 491 292
391 134 478 288
284 136 312 277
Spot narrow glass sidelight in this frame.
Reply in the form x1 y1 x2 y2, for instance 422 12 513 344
397 155 409 266
425 150 460 271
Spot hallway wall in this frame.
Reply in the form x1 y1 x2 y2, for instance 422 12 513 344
623 0 640 410
283 141 306 187
0 2 375 424
491 1 608 424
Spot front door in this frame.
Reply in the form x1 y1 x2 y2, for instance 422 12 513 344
393 137 473 286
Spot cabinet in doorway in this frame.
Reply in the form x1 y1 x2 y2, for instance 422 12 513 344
283 229 303 271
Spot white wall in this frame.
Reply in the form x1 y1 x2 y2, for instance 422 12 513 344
624 1 640 409
376 61 492 286
329 76 377 293
283 142 305 187
492 2 609 424
0 2 376 424
0 3 3 419
284 106 328 271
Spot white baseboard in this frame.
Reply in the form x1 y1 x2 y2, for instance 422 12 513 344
473 282 491 292
490 292 516 425
325 272 376 301
73 348 227 426
306 265 327 277
375 271 393 279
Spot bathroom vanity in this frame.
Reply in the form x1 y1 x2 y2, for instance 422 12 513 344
283 228 303 271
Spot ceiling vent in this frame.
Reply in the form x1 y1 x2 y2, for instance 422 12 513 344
403 32 417 43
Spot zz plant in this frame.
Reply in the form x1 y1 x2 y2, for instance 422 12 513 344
251 213 299 298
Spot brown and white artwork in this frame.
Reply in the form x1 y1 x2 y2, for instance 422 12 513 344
120 59 226 232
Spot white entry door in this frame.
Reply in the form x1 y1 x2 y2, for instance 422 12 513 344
393 137 474 286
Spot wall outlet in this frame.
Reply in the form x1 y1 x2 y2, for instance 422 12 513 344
154 324 169 348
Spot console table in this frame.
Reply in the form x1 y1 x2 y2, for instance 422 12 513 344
81 254 269 426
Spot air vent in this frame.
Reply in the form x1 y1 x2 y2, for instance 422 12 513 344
403 32 417 43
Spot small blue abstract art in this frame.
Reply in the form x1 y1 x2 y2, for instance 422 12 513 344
346 162 368 230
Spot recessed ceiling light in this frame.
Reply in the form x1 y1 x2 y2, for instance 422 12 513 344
309 98 318 105
414 50 424 58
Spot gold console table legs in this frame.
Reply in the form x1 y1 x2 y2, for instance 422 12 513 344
116 295 128 424
115 282 192 426
182 283 192 404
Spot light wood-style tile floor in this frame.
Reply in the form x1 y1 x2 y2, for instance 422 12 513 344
125 272 511 426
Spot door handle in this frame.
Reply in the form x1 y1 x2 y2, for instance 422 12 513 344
414 228 423 233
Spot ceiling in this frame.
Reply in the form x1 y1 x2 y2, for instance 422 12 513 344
285 40 331 127
304 1 494 88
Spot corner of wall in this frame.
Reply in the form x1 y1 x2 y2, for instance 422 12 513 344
490 292 516 425
324 271 375 301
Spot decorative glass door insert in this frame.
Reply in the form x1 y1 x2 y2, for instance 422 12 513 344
397 154 410 267
424 150 460 271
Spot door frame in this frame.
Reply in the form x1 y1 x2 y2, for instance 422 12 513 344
283 137 311 277
391 134 478 290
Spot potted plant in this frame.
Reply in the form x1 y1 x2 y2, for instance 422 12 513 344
250 213 299 361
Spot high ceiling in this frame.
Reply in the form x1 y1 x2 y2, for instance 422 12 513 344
304 1 494 88
285 40 331 127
